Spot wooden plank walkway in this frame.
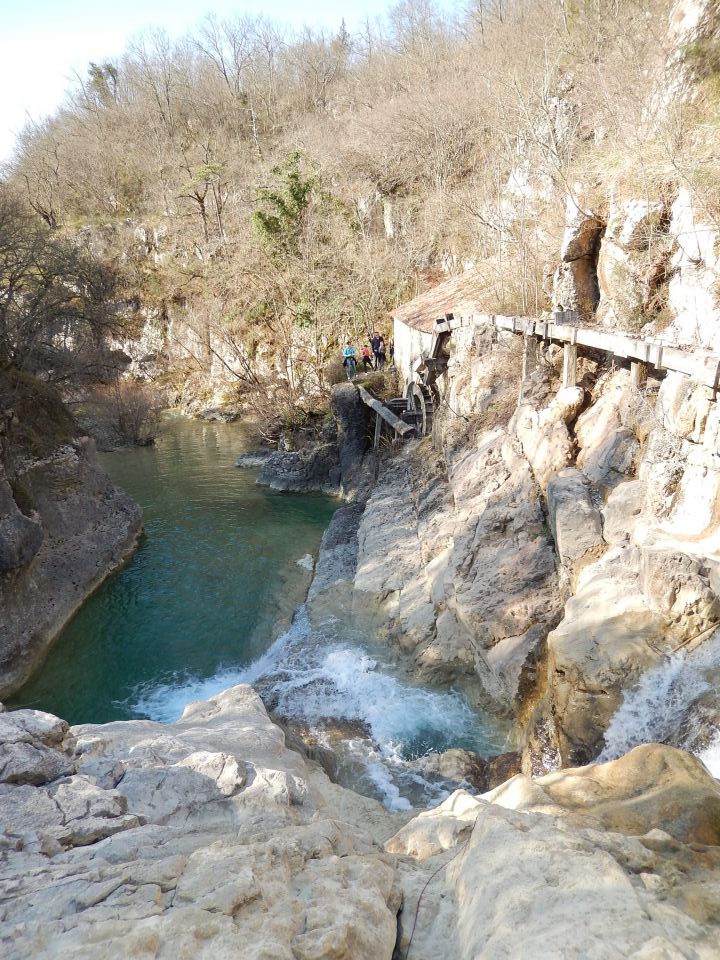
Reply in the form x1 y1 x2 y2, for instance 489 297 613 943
430 314 720 392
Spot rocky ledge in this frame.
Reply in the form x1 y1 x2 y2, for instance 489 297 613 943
0 439 142 698
1 690 720 958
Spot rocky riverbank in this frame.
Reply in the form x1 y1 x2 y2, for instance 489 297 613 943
2 689 720 958
0 374 143 699
4 357 720 955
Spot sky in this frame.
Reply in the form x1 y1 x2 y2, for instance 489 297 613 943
0 0 421 163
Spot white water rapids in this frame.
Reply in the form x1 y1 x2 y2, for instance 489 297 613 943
131 606 511 810
599 628 720 779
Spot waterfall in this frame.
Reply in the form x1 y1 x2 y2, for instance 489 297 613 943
599 629 720 779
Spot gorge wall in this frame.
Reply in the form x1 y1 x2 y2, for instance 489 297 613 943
383 309 720 777
0 376 143 698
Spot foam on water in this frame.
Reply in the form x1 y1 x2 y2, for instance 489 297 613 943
129 606 509 809
599 652 691 761
698 732 720 779
599 629 720 779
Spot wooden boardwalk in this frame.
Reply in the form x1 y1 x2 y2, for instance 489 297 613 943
427 314 720 392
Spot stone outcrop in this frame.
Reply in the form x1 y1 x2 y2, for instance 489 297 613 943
0 440 142 699
256 441 341 494
388 744 720 960
3 691 720 960
546 467 604 583
525 362 720 771
254 383 373 500
350 430 561 712
596 197 668 329
552 194 604 318
0 688 404 960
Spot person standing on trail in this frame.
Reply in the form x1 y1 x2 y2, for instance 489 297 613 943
377 336 387 371
369 331 382 369
389 339 395 370
361 345 373 372
342 341 357 380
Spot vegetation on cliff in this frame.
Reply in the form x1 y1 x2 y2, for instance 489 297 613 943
4 0 717 426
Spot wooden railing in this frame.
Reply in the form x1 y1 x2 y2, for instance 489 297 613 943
430 314 720 392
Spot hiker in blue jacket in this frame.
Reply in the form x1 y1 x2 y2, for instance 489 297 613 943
342 341 357 379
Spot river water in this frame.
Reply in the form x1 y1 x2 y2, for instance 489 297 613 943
9 415 510 809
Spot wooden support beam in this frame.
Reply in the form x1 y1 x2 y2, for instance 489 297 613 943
373 411 382 449
522 336 538 379
519 335 538 403
562 342 578 388
357 386 415 438
630 360 648 389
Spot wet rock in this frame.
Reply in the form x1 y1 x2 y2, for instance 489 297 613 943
331 382 372 500
412 748 489 791
485 751 522 789
256 441 341 494
235 450 271 467
352 434 560 711
306 502 364 625
544 548 670 765
672 688 720 753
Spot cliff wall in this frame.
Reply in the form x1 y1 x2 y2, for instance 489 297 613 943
0 375 142 698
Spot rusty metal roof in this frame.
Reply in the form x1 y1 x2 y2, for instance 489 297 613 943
391 271 487 333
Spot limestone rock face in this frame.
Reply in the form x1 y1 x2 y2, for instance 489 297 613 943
542 547 671 766
0 469 43 573
552 194 603 317
575 370 640 492
0 685 404 960
547 467 605 582
388 745 720 960
639 549 720 643
4 679 720 959
0 442 142 699
0 709 74 785
351 431 560 711
536 744 720 845
514 386 584 492
665 188 720 350
596 198 667 329
525 361 720 773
